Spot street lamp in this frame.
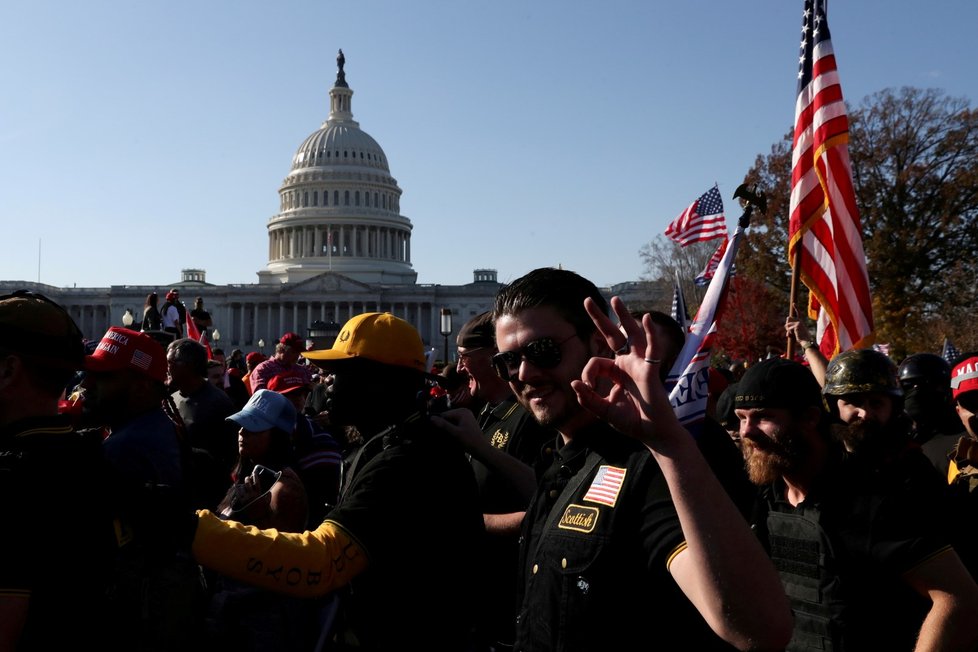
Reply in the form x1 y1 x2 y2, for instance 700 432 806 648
439 308 453 367
258 338 265 354
122 308 134 328
212 328 221 349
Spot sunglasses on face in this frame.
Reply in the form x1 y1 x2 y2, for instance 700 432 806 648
492 333 577 381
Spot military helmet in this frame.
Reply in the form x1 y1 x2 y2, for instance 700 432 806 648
897 353 951 389
822 349 903 397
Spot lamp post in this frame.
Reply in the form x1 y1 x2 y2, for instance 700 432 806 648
212 328 221 350
308 319 342 351
122 308 134 329
439 308 453 368
258 338 265 355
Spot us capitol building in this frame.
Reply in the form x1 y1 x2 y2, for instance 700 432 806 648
1 51 649 361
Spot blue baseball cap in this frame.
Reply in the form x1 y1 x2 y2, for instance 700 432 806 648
227 389 296 433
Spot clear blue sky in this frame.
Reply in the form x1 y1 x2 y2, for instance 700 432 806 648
2 1 975 290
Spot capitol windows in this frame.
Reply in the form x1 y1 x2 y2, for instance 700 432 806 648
344 191 350 206
313 191 318 206
374 192 378 207
303 192 309 207
333 190 339 205
355 191 360 206
344 151 348 158
365 193 370 207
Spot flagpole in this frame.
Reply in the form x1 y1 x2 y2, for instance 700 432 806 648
786 244 803 358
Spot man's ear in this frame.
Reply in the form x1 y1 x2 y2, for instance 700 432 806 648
0 354 22 392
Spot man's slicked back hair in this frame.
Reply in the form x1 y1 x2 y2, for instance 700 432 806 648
493 267 608 341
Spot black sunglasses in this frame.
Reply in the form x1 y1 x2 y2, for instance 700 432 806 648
492 333 577 381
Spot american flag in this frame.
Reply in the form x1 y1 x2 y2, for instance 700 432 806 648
943 337 962 365
694 237 729 287
665 184 728 247
583 465 626 507
671 276 690 330
788 0 874 359
131 349 153 372
667 220 744 434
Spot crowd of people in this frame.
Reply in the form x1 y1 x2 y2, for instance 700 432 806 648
3 270 978 651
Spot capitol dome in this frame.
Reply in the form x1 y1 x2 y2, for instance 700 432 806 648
259 50 417 286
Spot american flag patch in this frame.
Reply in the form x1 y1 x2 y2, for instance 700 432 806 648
583 465 626 507
131 349 153 372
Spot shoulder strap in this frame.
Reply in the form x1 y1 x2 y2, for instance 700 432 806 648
532 450 604 560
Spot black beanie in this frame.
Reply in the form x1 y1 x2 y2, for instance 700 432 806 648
735 358 823 413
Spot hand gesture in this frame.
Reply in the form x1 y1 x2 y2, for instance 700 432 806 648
571 296 684 446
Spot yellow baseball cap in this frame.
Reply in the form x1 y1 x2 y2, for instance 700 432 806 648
302 312 426 372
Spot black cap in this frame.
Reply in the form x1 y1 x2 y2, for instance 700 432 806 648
735 358 823 413
456 311 494 349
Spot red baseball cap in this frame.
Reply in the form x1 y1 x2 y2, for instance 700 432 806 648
951 356 978 401
268 370 309 395
279 332 303 348
84 327 167 383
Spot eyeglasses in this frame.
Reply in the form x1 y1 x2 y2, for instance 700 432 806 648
492 333 577 381
457 347 487 361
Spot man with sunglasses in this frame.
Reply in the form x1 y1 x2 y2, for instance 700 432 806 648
490 267 791 651
0 291 115 650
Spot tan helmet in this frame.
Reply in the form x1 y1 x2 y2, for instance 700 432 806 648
822 349 903 398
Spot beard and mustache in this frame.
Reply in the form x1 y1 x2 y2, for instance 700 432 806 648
742 424 811 486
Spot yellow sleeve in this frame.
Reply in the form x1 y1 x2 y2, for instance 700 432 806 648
192 510 368 598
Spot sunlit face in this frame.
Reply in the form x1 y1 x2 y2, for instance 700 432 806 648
456 346 495 398
835 392 893 426
956 391 978 439
735 406 809 485
494 306 595 434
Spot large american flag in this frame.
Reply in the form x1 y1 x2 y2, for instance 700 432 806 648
788 0 874 358
665 184 728 247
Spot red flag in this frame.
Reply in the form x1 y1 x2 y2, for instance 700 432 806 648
184 307 213 359
664 184 728 247
788 0 874 358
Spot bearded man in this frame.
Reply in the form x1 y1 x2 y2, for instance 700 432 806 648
735 356 978 652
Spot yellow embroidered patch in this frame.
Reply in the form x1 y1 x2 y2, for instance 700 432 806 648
558 504 599 533
490 428 510 449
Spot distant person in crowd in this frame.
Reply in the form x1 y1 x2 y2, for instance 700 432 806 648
242 351 266 395
161 290 183 339
250 332 315 392
189 296 213 336
738 355 978 650
81 326 203 650
898 352 965 478
170 288 188 328
228 348 247 375
269 370 343 524
167 338 238 490
784 316 829 384
0 290 115 651
141 291 162 332
209 348 249 410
